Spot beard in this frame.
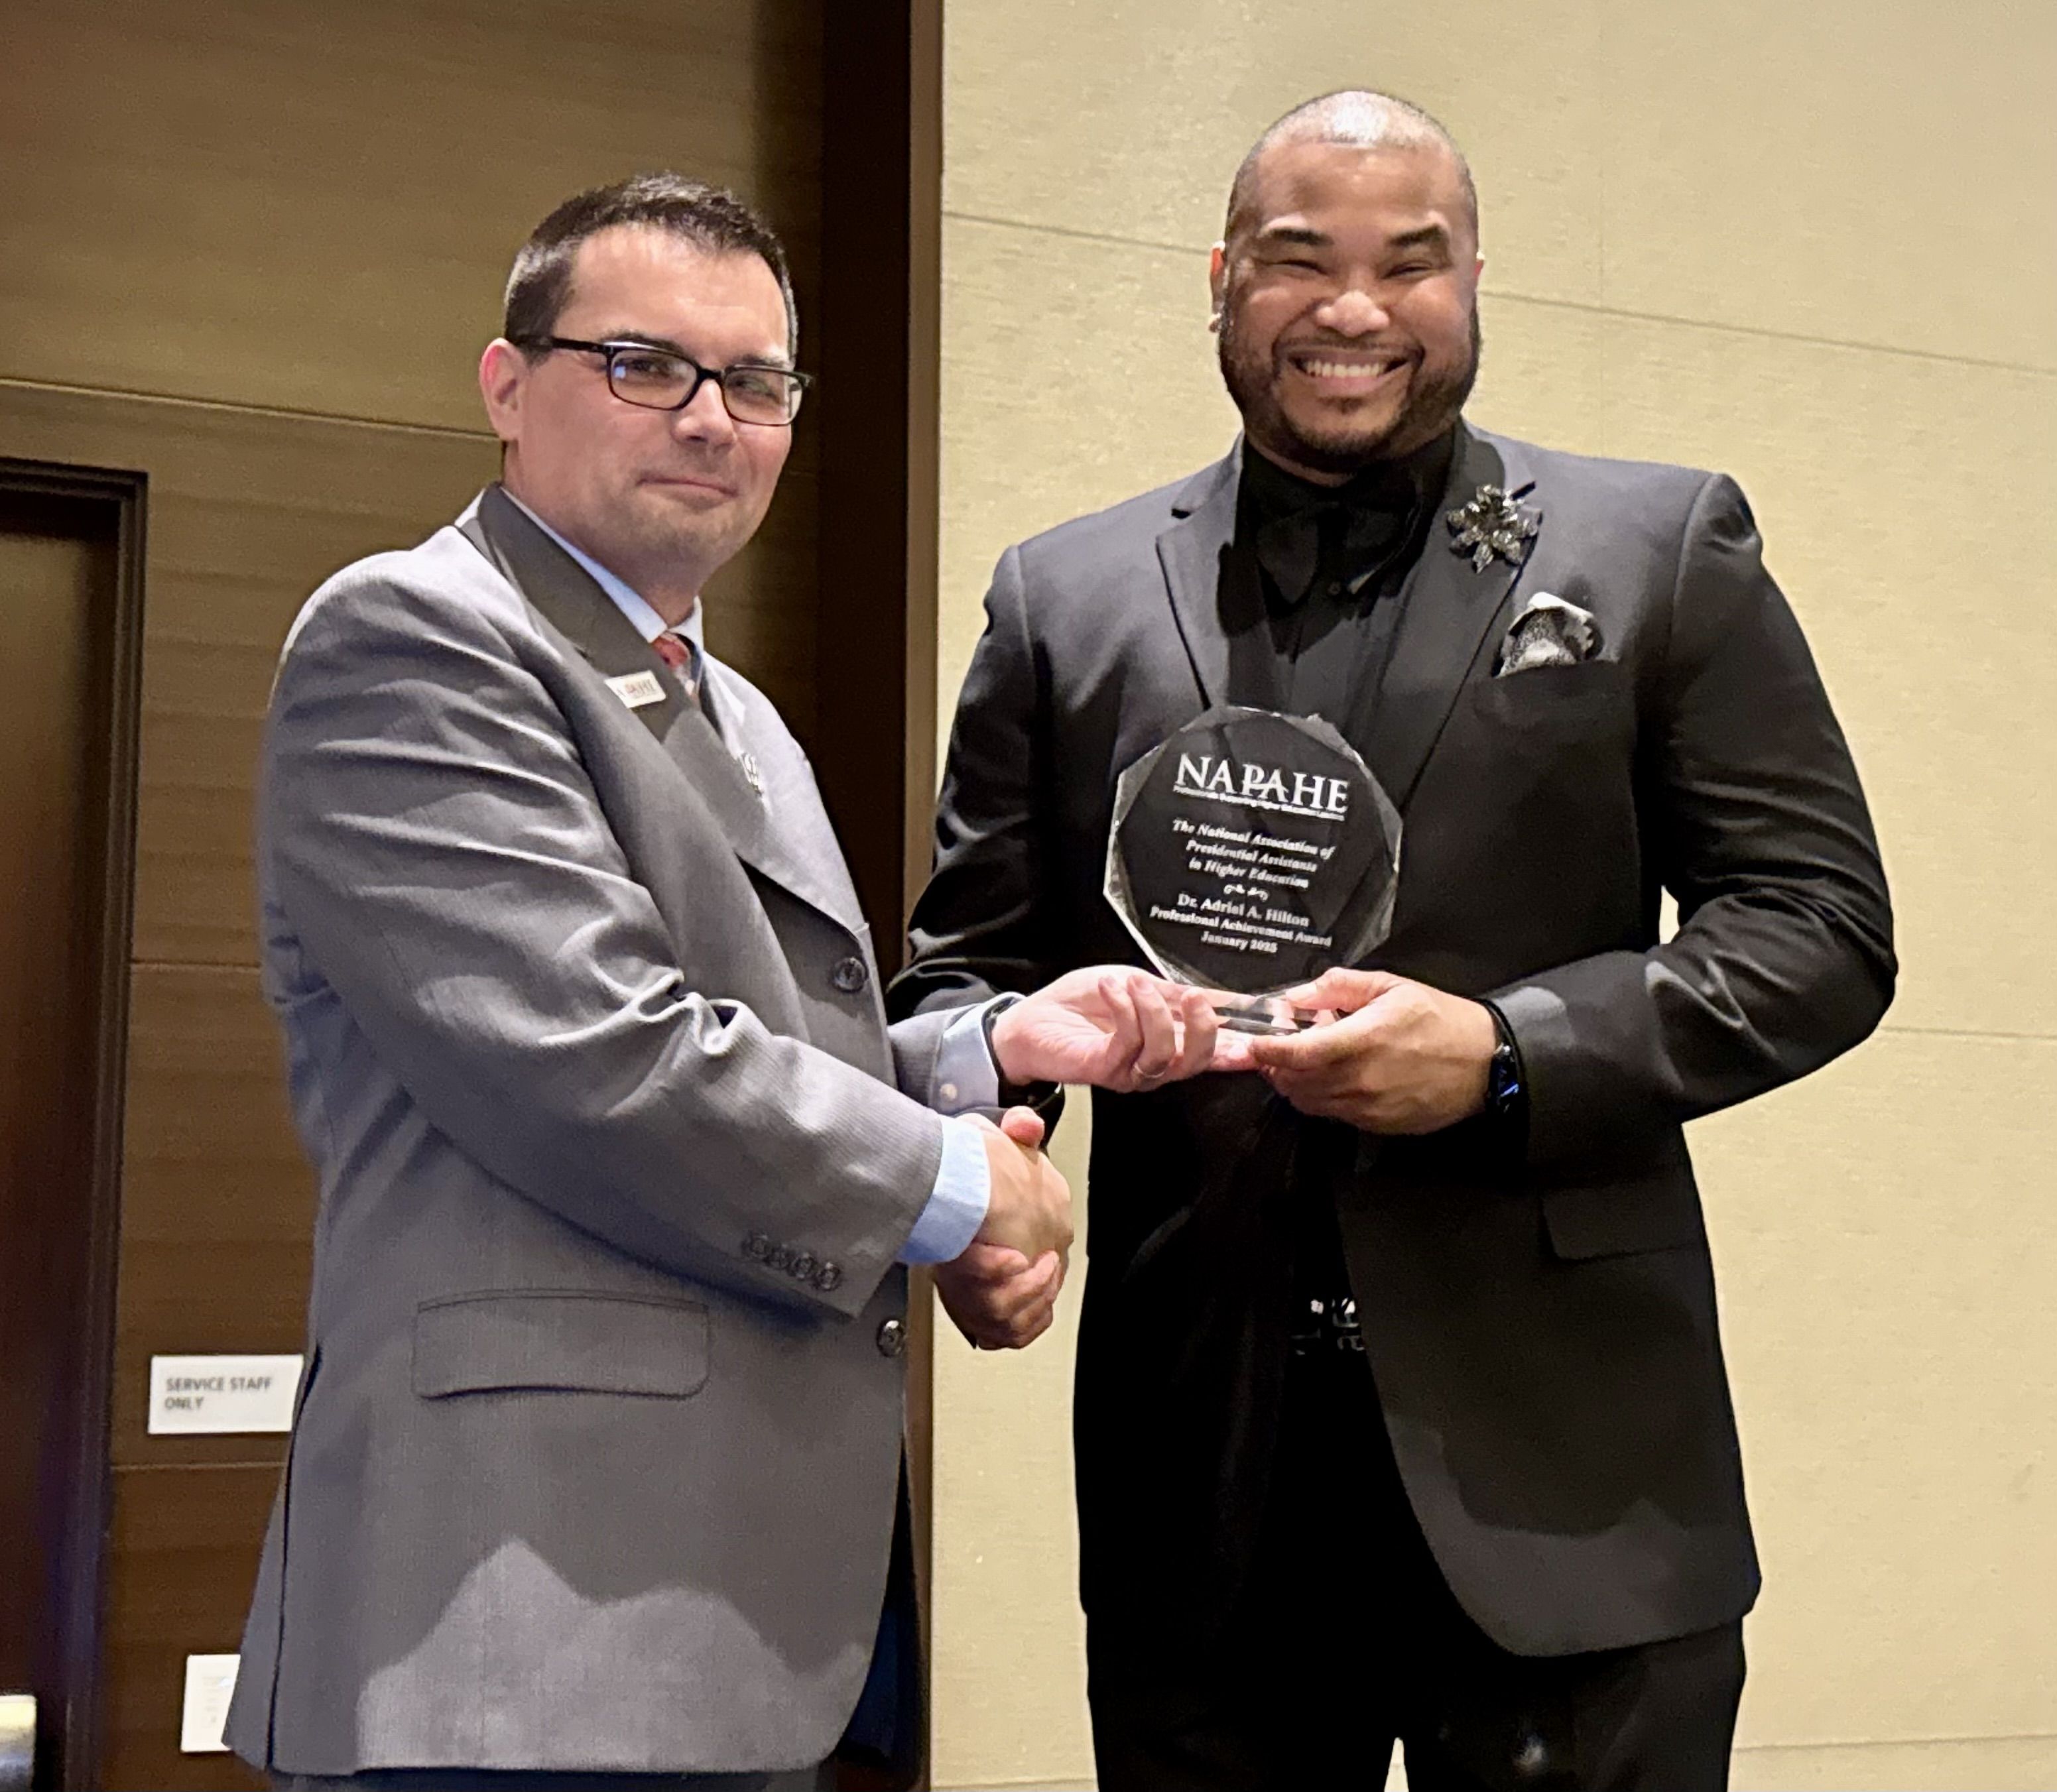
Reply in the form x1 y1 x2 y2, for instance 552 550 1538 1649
1217 306 1481 477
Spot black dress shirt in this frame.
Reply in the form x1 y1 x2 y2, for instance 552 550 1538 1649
1234 427 1458 728
1231 430 1460 1351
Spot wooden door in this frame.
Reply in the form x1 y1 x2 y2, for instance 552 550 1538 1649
0 472 140 1792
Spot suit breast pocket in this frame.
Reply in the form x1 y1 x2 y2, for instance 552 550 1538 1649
1466 661 1632 738
412 1291 710 1399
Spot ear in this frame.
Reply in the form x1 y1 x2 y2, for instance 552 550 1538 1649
478 338 527 444
1208 243 1227 332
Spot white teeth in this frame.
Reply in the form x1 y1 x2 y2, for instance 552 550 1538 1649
1300 357 1395 379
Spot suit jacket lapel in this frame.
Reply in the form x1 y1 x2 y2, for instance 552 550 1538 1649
699 660 869 933
1357 425 1542 811
460 485 691 745
458 485 850 927
1156 448 1245 709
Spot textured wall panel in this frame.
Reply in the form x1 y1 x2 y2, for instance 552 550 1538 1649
0 0 824 431
1597 1 2057 369
101 1464 277 1791
928 1110 1097 1791
1732 1734 2057 1791
109 965 312 1470
942 0 1609 306
1699 1035 2057 1745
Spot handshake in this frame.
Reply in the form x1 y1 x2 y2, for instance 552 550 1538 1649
932 962 1503 1349
934 965 1224 1352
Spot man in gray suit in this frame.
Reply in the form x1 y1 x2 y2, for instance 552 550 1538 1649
891 95 1894 1789
226 174 1218 1791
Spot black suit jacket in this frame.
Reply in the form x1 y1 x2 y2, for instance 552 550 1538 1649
889 424 1894 1659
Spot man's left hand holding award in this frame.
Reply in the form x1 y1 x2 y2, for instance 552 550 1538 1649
223 174 1219 1792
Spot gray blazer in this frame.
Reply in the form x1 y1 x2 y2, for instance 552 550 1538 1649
226 487 959 1777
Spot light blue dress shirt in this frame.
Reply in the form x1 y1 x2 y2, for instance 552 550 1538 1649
932 1000 1008 1111
503 491 995 1264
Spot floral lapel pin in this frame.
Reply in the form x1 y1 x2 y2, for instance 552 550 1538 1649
1446 484 1539 572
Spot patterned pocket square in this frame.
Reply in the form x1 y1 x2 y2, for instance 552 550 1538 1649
1495 592 1603 675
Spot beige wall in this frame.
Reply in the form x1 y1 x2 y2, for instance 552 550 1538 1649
929 3 2057 1787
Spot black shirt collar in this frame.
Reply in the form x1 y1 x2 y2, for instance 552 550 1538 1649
1239 426 1456 526
1237 426 1458 609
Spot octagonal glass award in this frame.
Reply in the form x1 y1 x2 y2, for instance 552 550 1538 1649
1104 705 1401 1033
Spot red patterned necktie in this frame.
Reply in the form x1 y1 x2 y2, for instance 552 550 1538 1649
650 630 699 702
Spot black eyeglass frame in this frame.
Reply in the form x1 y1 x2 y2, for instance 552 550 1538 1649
515 335 814 424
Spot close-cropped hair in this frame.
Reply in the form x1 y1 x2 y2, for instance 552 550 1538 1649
503 172 798 358
1225 90 1478 245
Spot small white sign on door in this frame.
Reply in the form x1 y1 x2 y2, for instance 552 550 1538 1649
149 1354 304 1435
180 1653 239 1754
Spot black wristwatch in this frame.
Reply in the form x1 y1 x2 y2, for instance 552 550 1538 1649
981 993 1061 1115
1481 1000 1528 1138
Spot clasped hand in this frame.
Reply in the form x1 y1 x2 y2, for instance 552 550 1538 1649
936 965 1218 1350
934 1105 1070 1350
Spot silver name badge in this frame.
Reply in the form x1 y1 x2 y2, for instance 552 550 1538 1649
606 670 667 710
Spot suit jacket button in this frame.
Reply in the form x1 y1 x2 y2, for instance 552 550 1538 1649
832 955 869 994
790 1252 818 1281
876 1317 907 1358
742 1232 771 1261
815 1263 843 1293
767 1244 793 1272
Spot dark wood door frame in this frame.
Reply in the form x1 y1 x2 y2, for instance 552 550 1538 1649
814 0 944 943
814 7 944 1776
0 457 146 1791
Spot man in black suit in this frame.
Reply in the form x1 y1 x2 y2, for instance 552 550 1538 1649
889 91 1894 1790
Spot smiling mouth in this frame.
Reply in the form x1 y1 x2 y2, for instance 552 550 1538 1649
1282 348 1410 392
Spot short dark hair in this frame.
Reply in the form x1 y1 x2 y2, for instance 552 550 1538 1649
503 172 798 358
1225 90 1478 247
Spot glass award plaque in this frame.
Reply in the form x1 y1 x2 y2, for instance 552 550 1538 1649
1104 705 1401 1033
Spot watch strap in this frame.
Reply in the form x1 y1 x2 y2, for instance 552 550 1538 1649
1479 998 1528 1140
981 992 1062 1117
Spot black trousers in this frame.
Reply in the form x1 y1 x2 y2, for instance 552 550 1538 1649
1087 1344 1744 1792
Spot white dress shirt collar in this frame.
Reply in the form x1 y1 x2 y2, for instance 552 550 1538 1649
501 489 704 650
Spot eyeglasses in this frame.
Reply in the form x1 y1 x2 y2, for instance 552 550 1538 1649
515 336 812 426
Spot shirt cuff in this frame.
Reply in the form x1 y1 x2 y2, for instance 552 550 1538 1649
897 1115 991 1264
931 998 1008 1113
